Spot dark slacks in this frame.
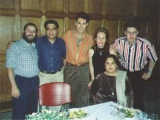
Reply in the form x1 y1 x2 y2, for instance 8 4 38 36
127 69 145 111
64 63 90 108
12 75 39 120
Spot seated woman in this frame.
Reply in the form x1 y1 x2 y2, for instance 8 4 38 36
89 54 133 108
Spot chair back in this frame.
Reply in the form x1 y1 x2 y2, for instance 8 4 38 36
39 82 71 106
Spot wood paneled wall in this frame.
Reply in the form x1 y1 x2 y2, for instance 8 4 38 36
0 0 159 111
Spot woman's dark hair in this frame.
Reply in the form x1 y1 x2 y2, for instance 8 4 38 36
105 54 120 68
124 20 140 31
24 23 38 33
92 27 110 51
44 20 59 30
75 12 90 23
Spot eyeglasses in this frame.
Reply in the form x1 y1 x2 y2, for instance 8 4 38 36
126 31 138 36
25 29 37 34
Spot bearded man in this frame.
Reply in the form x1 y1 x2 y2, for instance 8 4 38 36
6 23 39 120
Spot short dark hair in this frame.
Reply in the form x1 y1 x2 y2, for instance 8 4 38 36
44 20 59 30
75 12 90 23
24 23 38 33
124 20 140 31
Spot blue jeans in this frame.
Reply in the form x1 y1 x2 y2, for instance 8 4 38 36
12 75 39 120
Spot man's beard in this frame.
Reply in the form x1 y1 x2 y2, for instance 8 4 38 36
23 33 36 43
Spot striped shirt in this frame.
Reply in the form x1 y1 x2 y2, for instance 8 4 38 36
114 37 158 72
6 39 39 78
63 30 94 65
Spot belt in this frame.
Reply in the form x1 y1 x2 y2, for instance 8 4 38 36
40 68 61 74
67 62 88 67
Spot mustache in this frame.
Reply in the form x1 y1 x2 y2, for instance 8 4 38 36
27 35 34 37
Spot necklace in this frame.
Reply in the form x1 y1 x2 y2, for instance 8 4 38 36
97 48 104 55
106 75 115 96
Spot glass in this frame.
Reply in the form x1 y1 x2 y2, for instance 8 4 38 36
117 101 125 109
134 112 142 120
141 112 148 119
111 109 125 120
60 104 69 117
25 29 36 34
135 111 148 120
148 113 158 120
126 31 138 36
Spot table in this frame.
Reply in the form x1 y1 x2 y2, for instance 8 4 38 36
70 102 135 120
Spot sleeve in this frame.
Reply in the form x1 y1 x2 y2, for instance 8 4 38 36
147 43 158 62
35 38 42 69
6 43 18 68
90 77 99 95
62 31 69 42
89 76 100 105
61 39 66 59
125 78 134 108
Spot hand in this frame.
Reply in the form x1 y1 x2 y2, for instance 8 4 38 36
88 81 93 89
142 72 151 80
109 45 117 56
11 86 20 98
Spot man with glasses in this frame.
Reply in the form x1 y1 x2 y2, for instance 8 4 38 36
35 20 66 111
112 20 158 111
6 23 39 119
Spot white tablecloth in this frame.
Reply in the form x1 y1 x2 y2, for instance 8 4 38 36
70 102 135 120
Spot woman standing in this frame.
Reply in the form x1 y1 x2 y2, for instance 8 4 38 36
88 27 116 88
89 54 133 108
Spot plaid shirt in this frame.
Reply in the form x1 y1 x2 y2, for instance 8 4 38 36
6 39 39 78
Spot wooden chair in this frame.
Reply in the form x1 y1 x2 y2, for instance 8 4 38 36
39 82 71 111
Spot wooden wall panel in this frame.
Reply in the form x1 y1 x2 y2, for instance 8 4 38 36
147 21 159 45
118 20 126 37
137 0 159 18
67 19 75 31
0 0 14 9
47 0 64 12
105 0 119 16
105 20 119 44
0 16 14 54
0 62 11 100
88 20 102 36
88 0 103 14
138 21 147 38
21 0 40 10
69 0 84 13
119 0 134 16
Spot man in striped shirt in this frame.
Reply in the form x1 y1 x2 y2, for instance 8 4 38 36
63 12 94 108
113 20 158 111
